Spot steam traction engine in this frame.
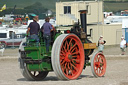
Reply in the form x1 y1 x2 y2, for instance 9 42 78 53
18 10 106 80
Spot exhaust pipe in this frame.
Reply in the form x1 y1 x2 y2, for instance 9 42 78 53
79 10 87 34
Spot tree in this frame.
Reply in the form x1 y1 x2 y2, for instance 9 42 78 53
24 2 47 15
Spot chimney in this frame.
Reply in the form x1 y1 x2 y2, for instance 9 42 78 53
79 10 87 34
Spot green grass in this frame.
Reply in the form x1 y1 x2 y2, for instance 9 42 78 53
104 2 128 12
0 0 128 12
0 0 56 10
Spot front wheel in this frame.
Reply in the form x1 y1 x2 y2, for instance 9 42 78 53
91 52 106 77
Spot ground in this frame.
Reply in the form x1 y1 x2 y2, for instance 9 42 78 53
0 59 128 85
1 45 128 57
0 45 128 85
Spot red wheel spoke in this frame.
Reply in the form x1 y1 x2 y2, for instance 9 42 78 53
97 55 100 62
62 67 64 72
66 63 71 75
62 45 67 53
70 47 77 53
60 58 65 60
72 55 77 58
70 70 74 76
61 50 66 55
96 68 99 74
68 38 73 49
67 63 73 75
99 67 101 73
60 54 65 57
99 67 102 73
69 43 77 52
67 63 70 70
96 68 98 73
60 60 65 66
99 67 103 72
64 63 69 75
70 63 78 72
65 68 68 75
72 60 76 65
95 66 98 71
61 67 64 72
65 40 69 51
69 62 74 76
64 63 67 70
72 59 80 63
68 38 73 46
60 56 65 60
71 51 80 55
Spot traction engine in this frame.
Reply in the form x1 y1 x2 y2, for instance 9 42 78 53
18 10 106 80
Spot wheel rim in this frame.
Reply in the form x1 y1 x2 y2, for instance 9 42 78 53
93 53 106 77
59 35 84 79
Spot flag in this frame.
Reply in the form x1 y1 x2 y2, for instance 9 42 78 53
0 4 6 12
1 4 6 11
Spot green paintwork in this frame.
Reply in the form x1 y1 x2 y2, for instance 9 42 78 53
54 32 62 40
24 45 53 71
24 32 61 71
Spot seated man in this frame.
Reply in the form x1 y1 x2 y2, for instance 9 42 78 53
26 14 40 46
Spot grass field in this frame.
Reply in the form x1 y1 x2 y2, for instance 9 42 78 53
0 0 56 11
104 2 128 12
0 0 128 12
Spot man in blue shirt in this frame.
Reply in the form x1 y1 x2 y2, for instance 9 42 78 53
27 14 40 45
41 17 53 53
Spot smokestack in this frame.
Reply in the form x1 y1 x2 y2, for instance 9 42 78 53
79 10 87 34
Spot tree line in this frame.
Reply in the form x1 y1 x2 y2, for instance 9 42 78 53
0 2 48 16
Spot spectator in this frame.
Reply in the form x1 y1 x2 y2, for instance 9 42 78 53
98 35 106 52
120 37 126 55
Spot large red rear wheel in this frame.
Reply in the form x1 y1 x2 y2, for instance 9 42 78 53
91 52 106 77
52 34 85 80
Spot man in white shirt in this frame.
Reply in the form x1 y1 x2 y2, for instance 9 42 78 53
120 37 126 55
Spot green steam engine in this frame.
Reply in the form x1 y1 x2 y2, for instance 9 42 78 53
18 10 106 80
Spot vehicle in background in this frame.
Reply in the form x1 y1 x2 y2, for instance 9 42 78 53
121 10 128 16
0 33 25 48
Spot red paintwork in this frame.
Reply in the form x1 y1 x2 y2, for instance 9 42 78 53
93 53 106 77
59 34 85 80
0 41 21 46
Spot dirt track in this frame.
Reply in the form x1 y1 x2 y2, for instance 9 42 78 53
0 45 128 85
1 45 128 57
0 58 128 85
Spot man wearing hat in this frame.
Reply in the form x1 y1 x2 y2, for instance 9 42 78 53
41 17 53 53
26 14 40 45
98 35 106 52
120 37 126 55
